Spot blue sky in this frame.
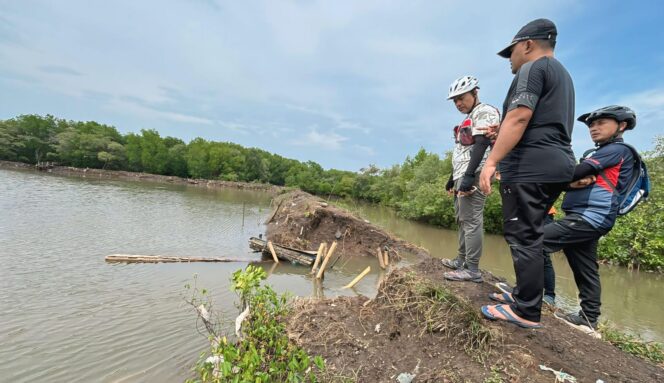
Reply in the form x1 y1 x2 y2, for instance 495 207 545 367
1 0 663 171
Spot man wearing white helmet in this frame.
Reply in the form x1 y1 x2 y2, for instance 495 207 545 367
440 75 500 283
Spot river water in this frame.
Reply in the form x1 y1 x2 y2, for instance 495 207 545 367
0 169 661 382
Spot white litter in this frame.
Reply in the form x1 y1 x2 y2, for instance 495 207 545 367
539 365 577 382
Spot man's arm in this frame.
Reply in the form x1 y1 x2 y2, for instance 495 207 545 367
479 106 533 194
486 106 532 164
457 135 492 192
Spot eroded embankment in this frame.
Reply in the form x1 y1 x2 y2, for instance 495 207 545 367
265 191 663 383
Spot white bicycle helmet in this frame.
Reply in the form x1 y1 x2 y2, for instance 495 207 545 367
447 76 479 100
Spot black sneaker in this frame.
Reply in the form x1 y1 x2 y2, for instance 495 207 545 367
562 312 597 330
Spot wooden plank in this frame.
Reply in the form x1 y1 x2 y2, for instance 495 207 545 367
311 242 326 274
376 247 385 269
343 266 371 289
248 237 315 266
267 241 280 263
105 254 250 263
316 241 337 279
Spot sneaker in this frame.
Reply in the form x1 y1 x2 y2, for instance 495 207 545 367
444 268 483 283
441 258 464 270
561 312 597 330
543 295 556 307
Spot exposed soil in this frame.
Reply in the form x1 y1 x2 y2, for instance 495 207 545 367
268 191 664 383
266 190 429 262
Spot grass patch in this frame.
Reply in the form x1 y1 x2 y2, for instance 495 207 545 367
599 322 664 365
186 266 328 382
377 270 500 360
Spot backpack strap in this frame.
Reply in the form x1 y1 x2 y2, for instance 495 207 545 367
582 142 640 196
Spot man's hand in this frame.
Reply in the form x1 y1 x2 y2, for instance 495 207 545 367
569 175 596 189
485 124 499 140
479 161 497 195
458 174 475 192
445 177 455 195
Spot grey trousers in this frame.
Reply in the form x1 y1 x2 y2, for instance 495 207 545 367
453 173 486 271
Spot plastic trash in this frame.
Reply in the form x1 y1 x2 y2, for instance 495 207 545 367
396 372 416 383
539 365 577 382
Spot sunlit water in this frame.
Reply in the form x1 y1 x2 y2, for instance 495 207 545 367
0 169 661 382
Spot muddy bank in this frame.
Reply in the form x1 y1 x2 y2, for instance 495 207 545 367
265 190 429 262
266 191 663 382
0 160 283 193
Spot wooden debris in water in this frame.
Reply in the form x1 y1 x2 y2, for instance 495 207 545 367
316 241 338 279
343 266 371 289
376 247 385 269
105 254 250 263
267 241 280 263
311 242 326 274
248 237 315 266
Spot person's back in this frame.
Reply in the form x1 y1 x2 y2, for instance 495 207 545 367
500 56 576 182
562 140 635 231
543 105 639 331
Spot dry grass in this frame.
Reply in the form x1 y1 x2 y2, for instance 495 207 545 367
374 269 502 360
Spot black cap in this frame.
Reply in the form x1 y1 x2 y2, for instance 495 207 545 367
497 18 557 58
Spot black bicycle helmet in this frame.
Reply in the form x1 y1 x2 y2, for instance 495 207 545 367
577 105 636 130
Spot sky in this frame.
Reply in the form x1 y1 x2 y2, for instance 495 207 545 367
1 0 663 171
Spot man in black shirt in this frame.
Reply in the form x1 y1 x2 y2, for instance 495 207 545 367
479 19 576 328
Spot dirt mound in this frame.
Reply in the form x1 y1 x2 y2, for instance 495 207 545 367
270 191 663 382
288 259 663 382
266 190 428 261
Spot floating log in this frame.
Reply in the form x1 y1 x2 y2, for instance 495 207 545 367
105 254 250 263
343 266 371 289
249 237 316 266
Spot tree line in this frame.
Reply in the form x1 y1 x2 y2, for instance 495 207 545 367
0 114 661 270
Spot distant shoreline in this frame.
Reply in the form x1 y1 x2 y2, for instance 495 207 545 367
0 160 284 194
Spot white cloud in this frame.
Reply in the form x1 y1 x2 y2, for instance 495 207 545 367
291 128 349 150
107 99 213 125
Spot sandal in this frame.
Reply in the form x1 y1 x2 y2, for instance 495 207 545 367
494 281 513 294
481 304 542 329
489 292 515 304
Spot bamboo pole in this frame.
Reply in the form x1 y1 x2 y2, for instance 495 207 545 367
316 241 337 279
311 242 326 274
376 247 385 269
343 266 371 289
267 241 280 263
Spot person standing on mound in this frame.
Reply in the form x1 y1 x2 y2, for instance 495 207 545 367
440 75 500 283
478 18 576 328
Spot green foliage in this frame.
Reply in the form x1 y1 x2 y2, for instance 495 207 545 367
188 266 325 382
599 322 664 364
597 135 664 271
1 115 661 271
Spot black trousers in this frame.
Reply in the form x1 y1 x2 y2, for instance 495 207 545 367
543 214 607 322
500 182 566 322
543 214 555 298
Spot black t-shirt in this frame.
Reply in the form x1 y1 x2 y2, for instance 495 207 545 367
499 56 576 183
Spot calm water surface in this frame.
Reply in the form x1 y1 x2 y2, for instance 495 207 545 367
0 169 661 382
